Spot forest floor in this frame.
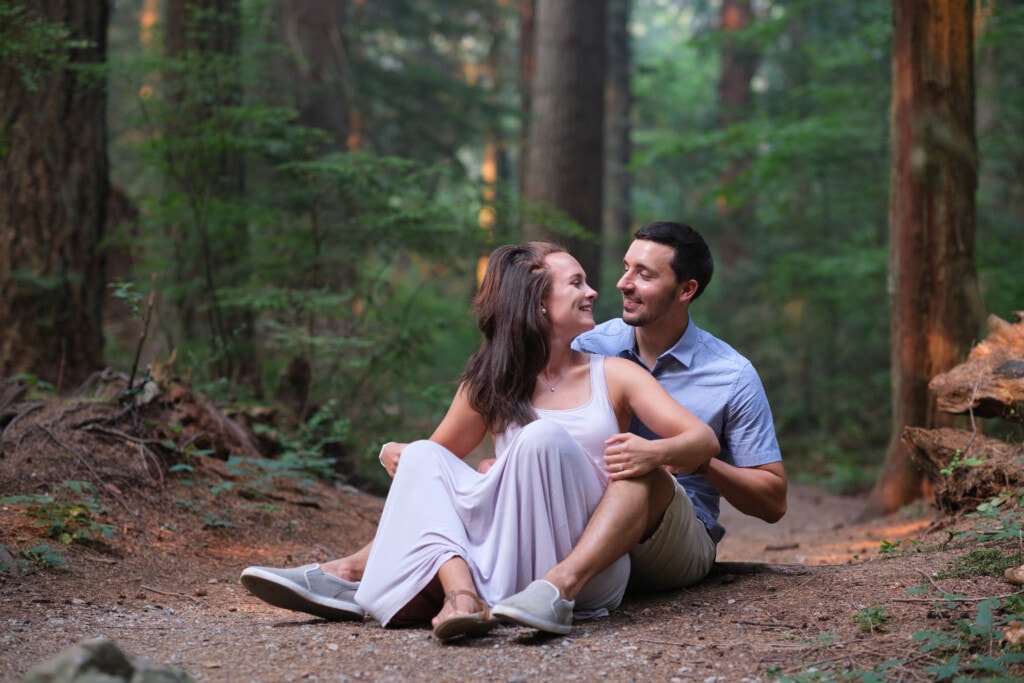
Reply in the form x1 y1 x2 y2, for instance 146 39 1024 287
1 380 1022 682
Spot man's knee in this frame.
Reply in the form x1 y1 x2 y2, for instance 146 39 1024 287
642 468 676 542
604 468 675 541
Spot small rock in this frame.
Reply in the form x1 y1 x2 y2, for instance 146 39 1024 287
23 636 194 682
1005 565 1024 586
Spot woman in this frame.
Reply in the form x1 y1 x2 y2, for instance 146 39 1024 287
353 242 719 640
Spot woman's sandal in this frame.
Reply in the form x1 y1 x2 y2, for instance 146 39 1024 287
432 589 500 641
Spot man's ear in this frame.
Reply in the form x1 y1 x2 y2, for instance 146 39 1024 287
677 279 699 303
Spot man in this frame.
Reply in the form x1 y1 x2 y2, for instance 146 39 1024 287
241 221 786 634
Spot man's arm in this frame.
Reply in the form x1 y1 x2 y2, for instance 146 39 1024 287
704 460 787 523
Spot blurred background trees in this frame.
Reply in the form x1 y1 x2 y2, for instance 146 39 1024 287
1 0 1021 504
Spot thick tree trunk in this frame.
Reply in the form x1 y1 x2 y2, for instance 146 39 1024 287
864 0 984 518
601 0 632 298
521 0 606 284
0 1 110 389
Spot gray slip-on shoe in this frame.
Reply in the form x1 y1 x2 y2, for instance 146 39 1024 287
490 580 574 635
240 563 364 621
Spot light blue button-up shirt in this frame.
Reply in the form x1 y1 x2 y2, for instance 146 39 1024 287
573 316 782 544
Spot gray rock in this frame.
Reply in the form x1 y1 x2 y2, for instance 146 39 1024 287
23 637 193 683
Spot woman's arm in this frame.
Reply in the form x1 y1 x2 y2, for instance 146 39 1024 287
378 383 488 477
603 358 720 479
428 383 489 456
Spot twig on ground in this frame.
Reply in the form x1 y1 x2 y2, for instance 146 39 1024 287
732 619 803 630
127 274 158 394
48 402 90 430
83 424 165 446
141 584 205 605
1 401 44 452
71 403 137 430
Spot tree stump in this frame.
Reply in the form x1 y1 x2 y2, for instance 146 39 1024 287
928 312 1024 424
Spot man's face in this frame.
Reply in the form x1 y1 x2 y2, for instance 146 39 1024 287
616 239 684 327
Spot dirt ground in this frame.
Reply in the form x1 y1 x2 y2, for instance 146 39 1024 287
0 387 1020 682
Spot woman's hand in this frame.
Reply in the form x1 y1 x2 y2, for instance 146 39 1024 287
378 441 407 478
602 433 664 481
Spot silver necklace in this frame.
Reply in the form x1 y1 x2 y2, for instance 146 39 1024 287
540 371 565 392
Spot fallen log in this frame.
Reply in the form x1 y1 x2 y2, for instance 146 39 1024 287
929 312 1024 423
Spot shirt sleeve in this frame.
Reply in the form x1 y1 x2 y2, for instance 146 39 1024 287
723 362 782 468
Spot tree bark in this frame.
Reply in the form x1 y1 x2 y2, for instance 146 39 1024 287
521 0 606 284
864 0 984 518
0 0 110 390
601 0 632 298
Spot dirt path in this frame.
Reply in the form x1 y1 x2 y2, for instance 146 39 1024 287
716 483 933 566
3 477 958 683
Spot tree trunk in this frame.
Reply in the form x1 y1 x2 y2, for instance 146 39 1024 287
601 0 632 300
715 0 757 269
521 0 606 284
275 0 351 153
0 0 110 390
864 0 984 518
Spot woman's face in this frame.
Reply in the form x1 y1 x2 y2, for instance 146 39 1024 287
542 251 597 339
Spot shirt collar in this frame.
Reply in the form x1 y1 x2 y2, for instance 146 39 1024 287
622 315 698 370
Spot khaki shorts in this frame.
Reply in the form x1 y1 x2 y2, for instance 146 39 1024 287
627 479 716 593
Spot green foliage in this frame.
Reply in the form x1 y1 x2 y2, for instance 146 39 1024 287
962 489 1024 543
92 0 1024 494
0 2 88 92
852 605 892 634
976 3 1024 324
1 481 115 545
877 539 901 556
911 593 1024 681
6 373 57 399
781 487 1024 681
936 548 1022 579
107 279 145 321
10 544 67 572
632 1 895 474
940 448 986 476
249 400 347 482
103 1 498 473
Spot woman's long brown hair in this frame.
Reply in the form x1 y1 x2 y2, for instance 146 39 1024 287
459 242 566 434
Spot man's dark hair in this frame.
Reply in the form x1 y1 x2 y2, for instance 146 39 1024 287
633 221 714 300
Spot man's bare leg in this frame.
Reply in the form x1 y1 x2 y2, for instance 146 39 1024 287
542 467 676 601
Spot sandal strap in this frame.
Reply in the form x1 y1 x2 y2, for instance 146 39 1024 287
445 589 490 618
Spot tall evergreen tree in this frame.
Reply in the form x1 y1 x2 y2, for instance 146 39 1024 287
0 0 109 389
865 0 984 517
